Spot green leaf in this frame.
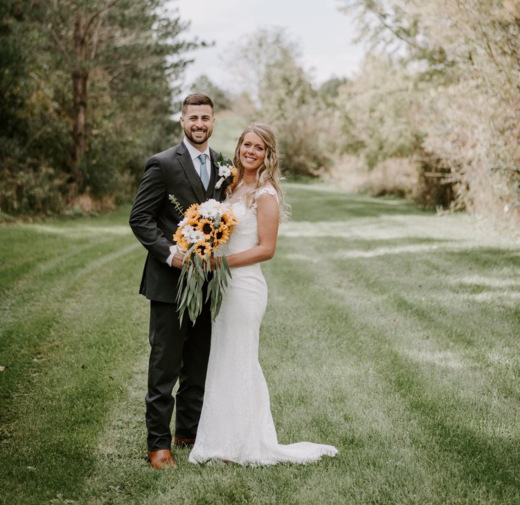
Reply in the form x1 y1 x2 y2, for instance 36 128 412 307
222 256 232 277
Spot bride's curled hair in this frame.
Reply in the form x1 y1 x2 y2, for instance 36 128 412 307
230 123 290 221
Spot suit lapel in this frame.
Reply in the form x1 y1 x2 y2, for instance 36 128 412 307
176 143 205 203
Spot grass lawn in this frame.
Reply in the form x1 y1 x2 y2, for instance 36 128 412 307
1 184 519 505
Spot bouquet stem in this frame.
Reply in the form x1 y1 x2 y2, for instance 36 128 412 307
176 253 232 325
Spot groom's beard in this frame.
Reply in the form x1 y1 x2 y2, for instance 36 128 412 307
184 126 213 145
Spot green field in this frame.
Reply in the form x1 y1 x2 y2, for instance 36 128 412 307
1 185 519 505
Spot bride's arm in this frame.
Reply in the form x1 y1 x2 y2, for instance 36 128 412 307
226 194 279 268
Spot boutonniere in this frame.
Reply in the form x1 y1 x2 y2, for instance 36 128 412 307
215 154 238 190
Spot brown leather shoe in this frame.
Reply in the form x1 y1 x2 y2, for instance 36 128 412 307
147 449 177 469
173 436 196 448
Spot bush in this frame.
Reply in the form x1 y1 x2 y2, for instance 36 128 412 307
0 162 68 216
337 0 520 226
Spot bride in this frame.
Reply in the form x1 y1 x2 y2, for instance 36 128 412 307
189 124 338 465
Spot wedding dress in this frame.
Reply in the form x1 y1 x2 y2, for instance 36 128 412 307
189 183 338 466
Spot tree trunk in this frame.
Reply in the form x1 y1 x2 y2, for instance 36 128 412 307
70 13 88 194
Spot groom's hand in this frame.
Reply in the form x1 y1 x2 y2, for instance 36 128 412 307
171 251 184 269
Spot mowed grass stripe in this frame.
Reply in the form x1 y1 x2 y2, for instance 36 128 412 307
263 257 449 505
0 232 139 429
0 221 146 505
275 188 519 503
1 188 519 505
0 210 132 297
268 186 519 504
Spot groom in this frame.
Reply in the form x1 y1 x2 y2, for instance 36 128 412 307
129 94 226 469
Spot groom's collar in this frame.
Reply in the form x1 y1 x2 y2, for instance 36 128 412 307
182 137 210 161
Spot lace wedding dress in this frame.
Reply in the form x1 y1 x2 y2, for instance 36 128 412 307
189 183 338 466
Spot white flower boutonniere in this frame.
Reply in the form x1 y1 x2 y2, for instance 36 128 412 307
215 154 238 190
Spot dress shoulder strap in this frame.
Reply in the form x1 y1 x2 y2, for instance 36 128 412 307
254 184 278 202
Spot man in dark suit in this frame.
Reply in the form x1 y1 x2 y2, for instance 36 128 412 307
129 94 226 469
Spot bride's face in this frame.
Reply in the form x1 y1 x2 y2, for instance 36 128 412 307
240 132 266 172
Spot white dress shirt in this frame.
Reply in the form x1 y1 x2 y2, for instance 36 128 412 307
166 138 212 266
182 137 212 181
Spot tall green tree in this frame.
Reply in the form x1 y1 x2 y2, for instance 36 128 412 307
0 0 29 149
190 74 232 112
34 0 197 195
1 0 199 215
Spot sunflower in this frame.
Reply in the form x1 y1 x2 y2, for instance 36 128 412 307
185 204 201 225
220 209 237 227
173 226 182 243
194 240 211 258
213 224 230 247
196 218 214 238
173 227 189 251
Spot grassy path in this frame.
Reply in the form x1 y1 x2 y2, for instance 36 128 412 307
1 185 519 505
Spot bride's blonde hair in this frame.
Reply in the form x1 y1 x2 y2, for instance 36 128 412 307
229 123 289 221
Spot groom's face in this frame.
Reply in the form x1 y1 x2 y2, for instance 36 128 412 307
180 104 215 147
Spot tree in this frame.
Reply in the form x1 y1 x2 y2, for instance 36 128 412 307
337 0 520 218
190 75 232 111
338 0 451 71
225 26 301 105
33 0 198 196
1 0 199 215
319 77 349 103
227 29 334 176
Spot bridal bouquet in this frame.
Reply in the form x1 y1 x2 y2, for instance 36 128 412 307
173 199 237 324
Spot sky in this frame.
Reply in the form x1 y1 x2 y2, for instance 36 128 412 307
170 0 366 93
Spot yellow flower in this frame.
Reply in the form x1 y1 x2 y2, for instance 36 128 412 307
194 241 211 258
173 227 189 251
177 237 189 251
213 225 230 247
220 209 237 227
173 226 182 242
185 204 201 225
196 218 214 238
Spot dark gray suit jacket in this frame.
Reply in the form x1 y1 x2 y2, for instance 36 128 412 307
129 141 225 303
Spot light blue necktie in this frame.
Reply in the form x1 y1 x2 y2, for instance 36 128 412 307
199 154 209 190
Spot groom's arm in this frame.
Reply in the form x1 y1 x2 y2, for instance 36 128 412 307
129 159 173 265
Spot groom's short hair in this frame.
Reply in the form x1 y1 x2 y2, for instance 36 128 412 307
182 94 214 114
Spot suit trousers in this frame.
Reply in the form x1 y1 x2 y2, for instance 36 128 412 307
146 299 212 451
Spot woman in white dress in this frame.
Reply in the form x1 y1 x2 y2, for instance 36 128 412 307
189 124 338 466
